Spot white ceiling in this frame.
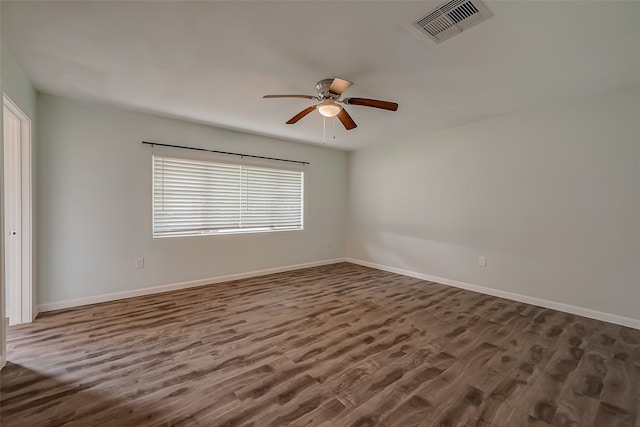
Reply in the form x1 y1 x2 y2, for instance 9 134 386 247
2 1 639 150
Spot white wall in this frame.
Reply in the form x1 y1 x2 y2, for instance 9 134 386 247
1 40 37 119
347 87 640 325
37 94 348 305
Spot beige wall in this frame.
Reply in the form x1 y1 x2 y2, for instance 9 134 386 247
347 87 640 325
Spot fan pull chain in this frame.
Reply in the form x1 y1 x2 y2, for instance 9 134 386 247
323 116 326 143
333 116 336 140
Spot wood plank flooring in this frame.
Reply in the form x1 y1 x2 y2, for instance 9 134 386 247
1 262 639 426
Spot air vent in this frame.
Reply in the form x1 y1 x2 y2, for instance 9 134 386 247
414 0 492 43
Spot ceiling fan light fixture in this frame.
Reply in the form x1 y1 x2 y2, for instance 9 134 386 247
318 101 342 118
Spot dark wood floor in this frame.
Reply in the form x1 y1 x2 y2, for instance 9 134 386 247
2 263 639 426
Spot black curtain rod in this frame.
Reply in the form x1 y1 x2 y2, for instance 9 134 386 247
141 141 309 166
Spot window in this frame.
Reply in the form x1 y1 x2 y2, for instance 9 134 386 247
153 153 304 237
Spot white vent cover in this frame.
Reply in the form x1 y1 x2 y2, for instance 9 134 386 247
414 0 492 43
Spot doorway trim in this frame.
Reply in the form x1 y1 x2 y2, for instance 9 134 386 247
3 94 33 325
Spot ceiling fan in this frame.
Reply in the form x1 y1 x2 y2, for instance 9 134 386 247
263 78 398 130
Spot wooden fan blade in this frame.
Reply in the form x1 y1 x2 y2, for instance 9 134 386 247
286 106 317 124
264 95 316 99
337 108 357 130
328 78 353 96
343 97 398 111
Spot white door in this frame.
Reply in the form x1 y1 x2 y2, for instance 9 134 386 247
4 105 22 325
3 95 32 326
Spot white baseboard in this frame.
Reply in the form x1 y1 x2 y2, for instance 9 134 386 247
38 258 346 313
345 258 640 330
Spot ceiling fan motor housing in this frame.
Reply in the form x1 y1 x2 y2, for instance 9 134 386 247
315 79 339 99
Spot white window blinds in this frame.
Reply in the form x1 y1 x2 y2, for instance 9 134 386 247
153 154 304 237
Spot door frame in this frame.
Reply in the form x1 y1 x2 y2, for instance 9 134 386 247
3 94 33 326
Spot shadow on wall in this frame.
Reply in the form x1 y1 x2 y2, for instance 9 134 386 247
1 362 171 425
355 221 556 304
356 222 482 274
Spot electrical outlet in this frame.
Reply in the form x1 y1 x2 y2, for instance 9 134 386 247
135 257 144 269
478 256 486 267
